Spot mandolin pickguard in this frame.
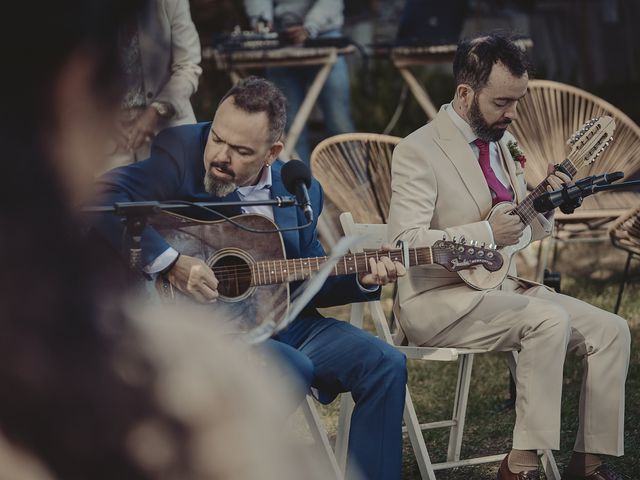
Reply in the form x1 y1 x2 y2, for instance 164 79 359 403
150 212 290 333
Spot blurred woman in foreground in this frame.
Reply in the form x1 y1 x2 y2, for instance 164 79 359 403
0 1 327 479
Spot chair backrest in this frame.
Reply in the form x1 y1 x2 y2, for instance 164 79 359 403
311 133 402 224
339 212 388 250
511 79 640 185
609 204 640 256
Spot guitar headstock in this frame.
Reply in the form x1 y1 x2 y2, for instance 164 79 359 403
431 238 504 272
566 116 615 170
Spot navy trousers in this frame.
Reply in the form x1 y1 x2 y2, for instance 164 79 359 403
267 316 407 480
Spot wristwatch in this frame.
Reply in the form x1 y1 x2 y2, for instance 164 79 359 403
150 101 174 119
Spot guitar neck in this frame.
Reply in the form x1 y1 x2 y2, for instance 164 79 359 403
250 247 434 286
512 157 578 225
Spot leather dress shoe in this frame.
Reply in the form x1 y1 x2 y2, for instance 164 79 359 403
562 464 623 480
497 456 540 480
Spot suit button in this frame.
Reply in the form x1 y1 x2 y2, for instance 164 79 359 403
147 91 153 99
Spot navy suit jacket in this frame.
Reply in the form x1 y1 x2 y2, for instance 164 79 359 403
94 122 379 313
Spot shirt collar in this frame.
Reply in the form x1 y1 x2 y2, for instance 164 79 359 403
236 165 272 197
445 101 480 144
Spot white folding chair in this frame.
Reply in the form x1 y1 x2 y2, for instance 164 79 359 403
301 395 344 479
336 212 560 480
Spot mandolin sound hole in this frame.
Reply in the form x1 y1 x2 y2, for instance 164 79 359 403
210 254 253 300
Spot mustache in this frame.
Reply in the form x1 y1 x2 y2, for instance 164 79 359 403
493 118 512 126
209 162 235 177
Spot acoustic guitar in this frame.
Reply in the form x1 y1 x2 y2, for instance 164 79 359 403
150 212 504 332
459 116 616 290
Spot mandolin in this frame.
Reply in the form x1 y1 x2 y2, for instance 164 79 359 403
458 116 616 290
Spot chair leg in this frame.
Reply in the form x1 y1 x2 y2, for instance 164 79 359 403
614 252 633 314
301 396 344 479
334 394 354 474
540 449 561 480
447 353 474 462
403 386 438 480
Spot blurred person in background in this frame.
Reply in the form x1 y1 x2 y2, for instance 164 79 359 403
0 1 333 479
244 0 355 166
105 0 202 173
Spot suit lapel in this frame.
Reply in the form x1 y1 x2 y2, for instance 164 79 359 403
270 164 300 257
433 110 493 217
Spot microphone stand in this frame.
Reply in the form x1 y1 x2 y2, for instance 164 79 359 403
558 180 640 214
84 197 297 275
590 179 640 193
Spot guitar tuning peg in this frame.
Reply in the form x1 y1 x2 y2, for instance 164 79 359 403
460 236 466 244
481 242 486 248
452 236 457 243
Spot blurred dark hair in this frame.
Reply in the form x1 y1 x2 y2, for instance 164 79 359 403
219 76 287 143
453 34 530 90
0 1 192 479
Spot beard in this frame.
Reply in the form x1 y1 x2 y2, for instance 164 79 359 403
468 96 511 142
204 168 236 197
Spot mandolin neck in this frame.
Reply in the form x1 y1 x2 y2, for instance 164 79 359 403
512 157 578 225
249 247 434 286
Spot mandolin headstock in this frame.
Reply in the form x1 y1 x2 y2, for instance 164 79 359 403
431 237 504 272
566 116 615 170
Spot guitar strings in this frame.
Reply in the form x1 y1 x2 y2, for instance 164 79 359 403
206 250 438 284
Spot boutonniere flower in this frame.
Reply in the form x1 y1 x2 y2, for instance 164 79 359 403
507 140 526 168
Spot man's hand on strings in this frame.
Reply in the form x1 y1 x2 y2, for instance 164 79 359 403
167 254 219 303
358 244 407 287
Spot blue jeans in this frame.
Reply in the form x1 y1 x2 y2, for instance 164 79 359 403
270 316 407 480
267 30 355 165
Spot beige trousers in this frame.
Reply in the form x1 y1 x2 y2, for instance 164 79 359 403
427 279 630 455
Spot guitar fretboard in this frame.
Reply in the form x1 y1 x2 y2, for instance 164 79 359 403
247 247 433 286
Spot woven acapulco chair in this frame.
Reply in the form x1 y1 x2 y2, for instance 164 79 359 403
609 204 640 313
510 79 640 239
310 132 401 226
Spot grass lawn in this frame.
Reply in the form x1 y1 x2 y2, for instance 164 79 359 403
316 241 640 479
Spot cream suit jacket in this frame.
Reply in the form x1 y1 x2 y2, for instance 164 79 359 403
138 0 202 126
388 106 553 346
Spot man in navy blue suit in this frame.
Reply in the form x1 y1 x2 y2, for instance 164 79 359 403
94 76 408 480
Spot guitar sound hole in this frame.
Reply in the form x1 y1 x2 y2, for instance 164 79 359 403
211 255 252 299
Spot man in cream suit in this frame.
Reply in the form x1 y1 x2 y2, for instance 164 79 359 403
388 35 630 480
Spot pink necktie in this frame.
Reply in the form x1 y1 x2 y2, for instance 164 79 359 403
473 138 512 205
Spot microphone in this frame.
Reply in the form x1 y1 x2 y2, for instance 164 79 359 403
533 171 625 213
281 160 313 222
